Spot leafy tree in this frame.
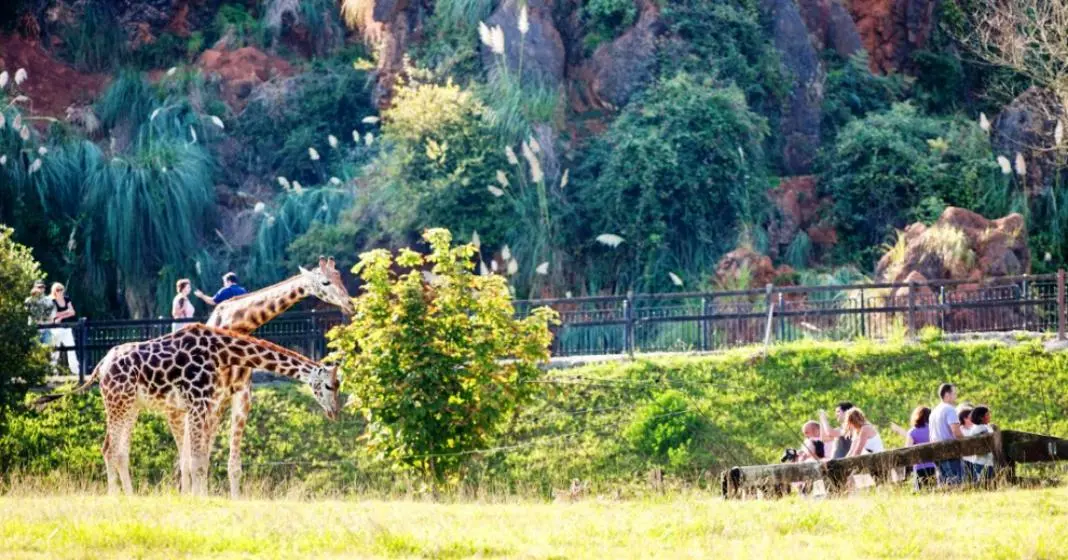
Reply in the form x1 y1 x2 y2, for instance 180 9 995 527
0 225 52 443
328 228 559 483
574 73 769 292
821 52 904 142
821 103 1002 265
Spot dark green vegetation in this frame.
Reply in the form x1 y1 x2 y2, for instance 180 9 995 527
5 338 1067 494
0 0 1061 319
0 227 51 439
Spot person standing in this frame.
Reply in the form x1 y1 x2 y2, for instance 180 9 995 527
25 280 54 342
48 282 79 375
172 278 195 332
930 383 964 485
194 272 247 307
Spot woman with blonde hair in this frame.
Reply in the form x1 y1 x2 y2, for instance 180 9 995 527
171 278 195 332
844 407 884 456
48 282 79 375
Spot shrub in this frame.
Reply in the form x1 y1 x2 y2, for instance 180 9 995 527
582 0 638 53
573 73 769 292
327 228 559 483
821 52 904 142
821 103 1002 265
624 390 704 472
0 226 51 446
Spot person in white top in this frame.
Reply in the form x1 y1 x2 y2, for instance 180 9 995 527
843 407 884 456
962 405 994 484
171 278 196 333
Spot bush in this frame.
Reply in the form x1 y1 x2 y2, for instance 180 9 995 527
821 103 1002 265
582 0 638 52
0 226 51 447
821 52 904 142
327 228 559 483
573 73 769 292
624 390 705 473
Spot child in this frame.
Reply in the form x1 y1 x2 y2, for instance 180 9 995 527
958 405 976 481
799 421 825 461
962 406 994 483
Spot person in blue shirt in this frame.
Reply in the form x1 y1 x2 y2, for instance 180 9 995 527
194 272 248 307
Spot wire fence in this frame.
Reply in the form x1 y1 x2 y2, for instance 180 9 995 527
40 271 1068 383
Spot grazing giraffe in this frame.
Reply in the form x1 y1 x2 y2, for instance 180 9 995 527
199 257 354 498
75 323 340 496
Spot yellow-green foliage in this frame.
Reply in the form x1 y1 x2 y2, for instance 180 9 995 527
2 487 1068 557
328 228 559 482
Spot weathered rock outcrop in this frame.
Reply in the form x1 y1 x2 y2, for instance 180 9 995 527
796 0 863 58
992 87 1065 196
847 0 937 73
579 3 664 110
767 176 836 263
481 0 566 88
876 207 1029 284
0 35 105 120
763 0 824 174
197 45 295 110
715 247 796 289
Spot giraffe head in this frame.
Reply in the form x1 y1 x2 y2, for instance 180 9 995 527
307 363 341 420
298 257 355 316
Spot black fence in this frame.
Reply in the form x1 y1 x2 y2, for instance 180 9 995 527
42 272 1068 383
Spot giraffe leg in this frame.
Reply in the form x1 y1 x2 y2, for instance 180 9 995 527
102 395 138 496
228 383 252 499
186 410 214 497
110 408 139 496
165 408 190 494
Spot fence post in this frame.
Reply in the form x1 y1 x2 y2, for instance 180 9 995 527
763 284 774 351
76 317 89 384
700 295 711 352
309 309 321 361
777 291 786 342
623 292 635 357
1058 269 1065 341
859 288 866 338
1021 274 1029 331
939 285 946 332
907 280 916 339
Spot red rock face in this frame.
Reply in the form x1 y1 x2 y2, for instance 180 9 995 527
0 35 106 121
846 0 937 73
715 247 796 289
197 46 295 111
767 176 836 262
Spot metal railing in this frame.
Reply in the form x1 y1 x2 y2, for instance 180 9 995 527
41 272 1068 383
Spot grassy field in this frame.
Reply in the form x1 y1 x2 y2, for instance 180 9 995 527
2 485 1067 559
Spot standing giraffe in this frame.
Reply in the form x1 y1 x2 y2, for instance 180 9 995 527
72 323 339 496
199 256 354 497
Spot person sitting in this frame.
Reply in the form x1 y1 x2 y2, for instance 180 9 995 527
962 406 995 484
844 408 884 456
819 402 854 459
902 406 937 490
798 421 825 461
194 272 248 307
957 405 976 482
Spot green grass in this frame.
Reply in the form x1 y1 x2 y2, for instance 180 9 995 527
1 486 1067 558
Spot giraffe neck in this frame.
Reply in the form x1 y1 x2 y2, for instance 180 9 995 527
205 328 319 381
210 274 310 333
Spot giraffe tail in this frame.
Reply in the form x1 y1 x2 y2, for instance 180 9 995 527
32 360 105 411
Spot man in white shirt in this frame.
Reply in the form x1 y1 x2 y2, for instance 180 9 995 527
929 382 964 485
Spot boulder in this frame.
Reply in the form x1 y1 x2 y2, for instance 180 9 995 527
715 247 795 289
875 207 1030 284
766 176 837 264
197 45 295 111
992 87 1064 196
763 0 824 174
263 0 345 57
481 0 566 88
581 3 664 109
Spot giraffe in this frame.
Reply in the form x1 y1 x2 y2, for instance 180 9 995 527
198 256 355 498
73 323 340 496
